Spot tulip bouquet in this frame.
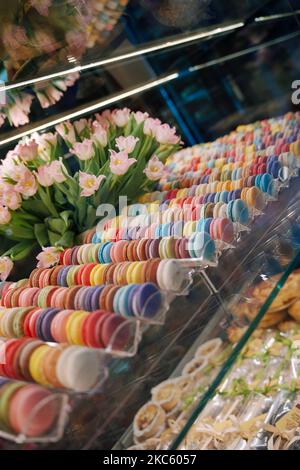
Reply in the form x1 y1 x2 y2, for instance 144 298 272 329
0 107 181 279
0 73 79 128
1 0 128 78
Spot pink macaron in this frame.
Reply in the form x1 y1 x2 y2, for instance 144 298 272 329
9 384 57 437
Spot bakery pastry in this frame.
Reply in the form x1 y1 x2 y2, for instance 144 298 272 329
133 402 166 442
182 357 208 382
195 338 223 359
152 379 182 413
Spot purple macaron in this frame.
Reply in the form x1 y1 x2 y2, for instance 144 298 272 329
149 238 161 258
90 286 105 311
36 308 60 341
132 283 162 318
74 287 87 310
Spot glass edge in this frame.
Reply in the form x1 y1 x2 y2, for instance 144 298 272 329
170 247 300 449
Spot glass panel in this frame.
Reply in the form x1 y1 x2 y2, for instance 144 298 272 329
0 0 299 145
170 207 300 450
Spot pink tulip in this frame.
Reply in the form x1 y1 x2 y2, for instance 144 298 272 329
92 122 108 147
14 94 33 114
8 105 29 127
55 122 76 145
36 247 61 269
64 73 80 87
29 0 51 16
0 256 13 281
36 91 51 109
94 114 110 131
36 165 54 187
36 132 57 158
44 85 63 107
48 161 67 183
71 139 94 161
133 111 149 124
79 171 106 197
116 135 139 154
1 188 22 211
15 172 38 197
0 206 11 225
109 150 136 176
74 119 90 136
40 132 57 147
0 153 19 181
101 110 112 121
53 80 68 92
155 123 180 144
16 140 38 162
111 108 131 127
10 163 29 183
144 155 165 181
143 117 161 137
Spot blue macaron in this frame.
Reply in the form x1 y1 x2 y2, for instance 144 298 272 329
260 173 273 193
115 285 136 317
231 199 249 225
133 283 162 318
196 218 212 234
189 231 215 260
219 191 229 203
254 174 263 189
99 241 113 263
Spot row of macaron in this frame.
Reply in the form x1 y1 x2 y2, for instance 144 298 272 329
176 118 300 152
163 115 300 175
158 149 299 190
139 171 277 205
0 307 133 351
0 338 102 392
1 282 163 318
165 153 291 186
57 235 219 273
0 378 60 438
97 199 250 235
163 147 296 181
92 218 237 248
59 232 218 267
81 187 265 245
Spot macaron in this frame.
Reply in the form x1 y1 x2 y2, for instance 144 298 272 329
8 384 57 437
81 310 108 348
132 283 162 318
101 315 131 352
156 260 186 292
55 345 102 392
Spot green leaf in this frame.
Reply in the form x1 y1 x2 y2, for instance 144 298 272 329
77 198 87 227
34 224 49 247
46 217 66 235
60 211 73 229
54 188 66 205
55 231 74 248
10 241 37 261
22 200 50 217
85 205 96 229
48 230 62 246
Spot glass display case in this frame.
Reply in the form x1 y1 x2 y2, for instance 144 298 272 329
0 0 300 451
